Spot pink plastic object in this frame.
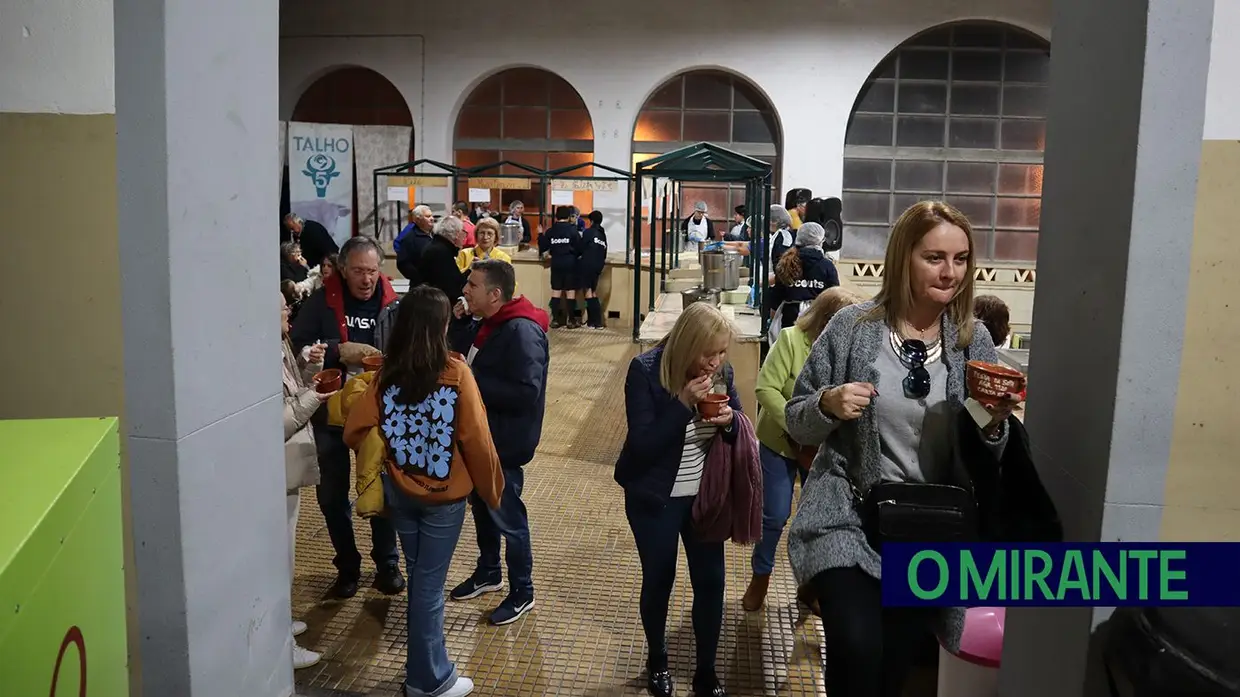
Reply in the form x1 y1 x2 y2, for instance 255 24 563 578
953 607 1006 668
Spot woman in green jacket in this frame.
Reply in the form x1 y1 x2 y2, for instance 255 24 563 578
743 286 863 612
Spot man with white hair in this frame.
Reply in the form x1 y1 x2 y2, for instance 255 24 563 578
284 212 339 270
416 215 469 304
290 235 404 599
505 200 532 245
395 204 436 283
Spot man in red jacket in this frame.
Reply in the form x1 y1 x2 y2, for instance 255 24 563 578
448 259 550 626
290 235 404 599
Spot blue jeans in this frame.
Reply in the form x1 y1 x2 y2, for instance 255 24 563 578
382 476 467 696
470 466 534 598
314 425 400 575
751 443 807 575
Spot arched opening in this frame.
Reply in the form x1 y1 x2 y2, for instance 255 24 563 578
631 70 782 246
841 23 1050 262
288 67 414 240
453 68 595 226
292 66 414 127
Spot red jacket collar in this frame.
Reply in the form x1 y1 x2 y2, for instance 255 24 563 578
324 273 398 342
474 296 550 348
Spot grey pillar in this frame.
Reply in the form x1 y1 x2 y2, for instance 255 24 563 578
114 0 291 695
1000 1 1214 695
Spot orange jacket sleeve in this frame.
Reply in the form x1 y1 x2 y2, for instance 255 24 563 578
455 365 505 509
343 380 382 452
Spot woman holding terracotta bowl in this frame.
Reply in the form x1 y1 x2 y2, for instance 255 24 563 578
743 286 863 614
784 201 1031 697
614 302 743 697
280 294 338 670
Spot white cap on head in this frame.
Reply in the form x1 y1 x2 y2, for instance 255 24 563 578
694 201 708 213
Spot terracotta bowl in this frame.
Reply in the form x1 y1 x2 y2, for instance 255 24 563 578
966 360 1026 407
314 368 342 394
698 393 730 418
362 355 384 373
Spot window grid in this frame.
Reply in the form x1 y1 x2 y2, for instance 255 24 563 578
633 73 780 156
842 24 1049 262
454 69 594 150
632 71 782 234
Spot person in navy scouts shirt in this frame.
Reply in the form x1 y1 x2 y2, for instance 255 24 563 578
447 258 551 626
578 210 609 329
289 235 405 600
538 205 585 329
764 221 841 343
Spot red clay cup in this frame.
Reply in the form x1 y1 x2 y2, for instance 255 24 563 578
314 368 342 394
362 355 384 373
966 360 1026 407
698 393 729 418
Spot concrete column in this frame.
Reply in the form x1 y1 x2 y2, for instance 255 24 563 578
590 108 636 254
1000 1 1213 696
114 0 292 695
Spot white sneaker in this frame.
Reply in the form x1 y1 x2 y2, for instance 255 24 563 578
407 676 473 697
291 620 307 637
293 643 321 670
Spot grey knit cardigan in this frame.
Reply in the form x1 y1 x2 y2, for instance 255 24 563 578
784 299 1005 651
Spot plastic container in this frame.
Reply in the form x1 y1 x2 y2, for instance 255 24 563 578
937 607 1005 697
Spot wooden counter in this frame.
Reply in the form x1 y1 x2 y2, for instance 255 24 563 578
636 292 762 417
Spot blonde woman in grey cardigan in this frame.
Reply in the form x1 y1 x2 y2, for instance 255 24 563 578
785 201 1021 697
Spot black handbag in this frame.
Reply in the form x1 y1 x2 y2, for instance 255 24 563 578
859 481 979 553
851 344 983 551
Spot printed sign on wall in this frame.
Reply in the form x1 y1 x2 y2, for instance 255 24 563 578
289 122 355 247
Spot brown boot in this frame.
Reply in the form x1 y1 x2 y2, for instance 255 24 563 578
742 573 771 612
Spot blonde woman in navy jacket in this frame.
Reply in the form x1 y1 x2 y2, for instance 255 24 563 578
614 302 742 697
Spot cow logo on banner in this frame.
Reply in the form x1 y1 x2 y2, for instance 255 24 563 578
288 123 355 248
303 153 340 198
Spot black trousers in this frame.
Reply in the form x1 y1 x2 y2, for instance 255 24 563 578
625 493 725 674
812 566 938 697
313 425 399 576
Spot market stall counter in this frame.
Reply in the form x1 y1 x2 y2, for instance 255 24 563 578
637 292 762 418
387 245 651 329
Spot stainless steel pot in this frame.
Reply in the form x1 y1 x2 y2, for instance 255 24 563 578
499 221 523 247
699 249 742 291
681 287 720 308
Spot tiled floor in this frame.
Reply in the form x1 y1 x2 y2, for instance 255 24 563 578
292 328 827 696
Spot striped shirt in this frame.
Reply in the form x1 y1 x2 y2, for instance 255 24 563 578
670 419 719 498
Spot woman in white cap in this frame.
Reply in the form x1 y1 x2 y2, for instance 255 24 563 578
681 201 714 253
765 222 840 343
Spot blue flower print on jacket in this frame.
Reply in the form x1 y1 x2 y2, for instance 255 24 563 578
382 388 407 414
429 386 457 423
430 421 452 448
390 436 409 466
426 444 451 478
408 410 430 439
382 412 408 440
381 383 458 481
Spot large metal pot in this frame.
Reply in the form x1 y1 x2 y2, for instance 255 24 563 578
499 221 523 247
699 249 742 291
681 286 720 308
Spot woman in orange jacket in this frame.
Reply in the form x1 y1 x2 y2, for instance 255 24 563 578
342 285 503 697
